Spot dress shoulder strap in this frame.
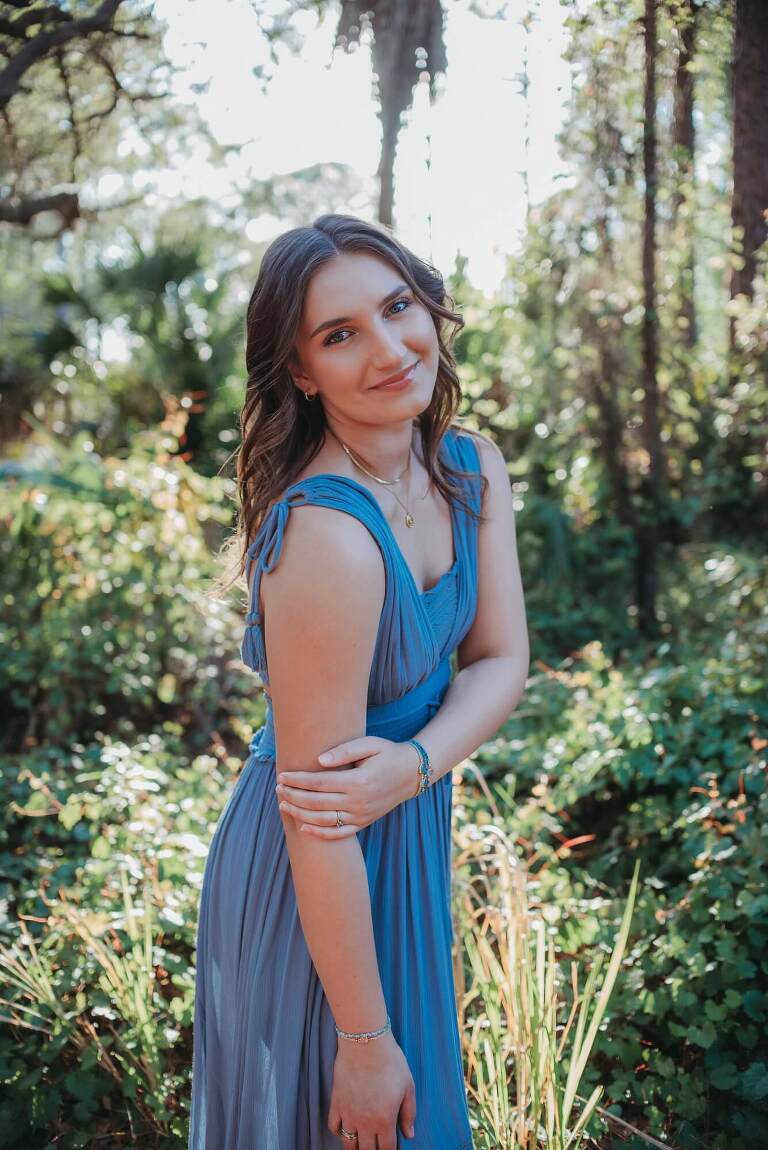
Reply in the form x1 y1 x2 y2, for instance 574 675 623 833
447 426 484 518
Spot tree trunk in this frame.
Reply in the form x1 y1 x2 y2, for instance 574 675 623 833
336 1 448 229
672 0 697 349
592 341 634 528
637 0 661 637
730 0 768 328
377 107 397 227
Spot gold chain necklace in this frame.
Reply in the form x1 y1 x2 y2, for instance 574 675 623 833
325 425 416 527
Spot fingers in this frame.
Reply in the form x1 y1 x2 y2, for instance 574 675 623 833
327 1106 366 1145
330 1120 401 1148
277 782 348 808
276 768 357 788
318 742 364 767
299 821 361 839
278 799 358 829
327 1106 404 1147
278 797 317 820
399 1082 417 1141
278 797 363 837
318 735 386 767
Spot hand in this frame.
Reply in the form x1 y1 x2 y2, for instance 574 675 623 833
328 1029 417 1146
275 736 421 839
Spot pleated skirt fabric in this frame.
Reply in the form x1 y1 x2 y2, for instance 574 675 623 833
188 660 475 1149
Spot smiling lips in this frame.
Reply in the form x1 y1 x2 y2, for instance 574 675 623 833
373 360 419 389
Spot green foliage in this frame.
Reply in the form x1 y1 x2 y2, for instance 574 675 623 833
455 814 640 1150
0 730 234 1147
0 420 243 749
0 422 269 1145
461 551 768 1149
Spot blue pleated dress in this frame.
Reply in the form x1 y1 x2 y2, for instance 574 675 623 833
188 426 482 1149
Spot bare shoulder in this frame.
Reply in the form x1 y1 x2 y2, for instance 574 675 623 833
260 499 385 612
453 426 510 514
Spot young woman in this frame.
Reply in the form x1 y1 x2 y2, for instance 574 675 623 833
188 213 529 1149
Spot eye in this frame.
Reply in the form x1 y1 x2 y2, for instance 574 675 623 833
323 296 413 347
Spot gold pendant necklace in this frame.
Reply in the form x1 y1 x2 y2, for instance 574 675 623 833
326 426 415 527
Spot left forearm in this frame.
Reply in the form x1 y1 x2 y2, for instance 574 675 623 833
407 654 528 786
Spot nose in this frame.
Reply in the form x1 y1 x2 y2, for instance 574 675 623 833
369 320 408 370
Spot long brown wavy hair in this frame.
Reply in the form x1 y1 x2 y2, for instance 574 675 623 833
215 212 487 601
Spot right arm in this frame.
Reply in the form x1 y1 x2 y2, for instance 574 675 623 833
259 502 389 1035
261 503 417 1144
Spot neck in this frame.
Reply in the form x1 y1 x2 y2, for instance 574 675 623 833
325 420 419 481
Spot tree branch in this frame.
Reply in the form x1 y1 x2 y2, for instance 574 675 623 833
0 0 127 110
1 6 71 40
0 189 80 226
55 48 82 181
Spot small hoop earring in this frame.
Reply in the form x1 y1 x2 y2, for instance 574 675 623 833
303 390 317 402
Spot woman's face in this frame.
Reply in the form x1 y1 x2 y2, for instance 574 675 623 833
289 250 439 426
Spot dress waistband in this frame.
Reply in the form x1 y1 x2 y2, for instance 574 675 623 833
248 655 452 761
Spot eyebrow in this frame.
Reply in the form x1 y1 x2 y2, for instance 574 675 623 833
309 283 411 340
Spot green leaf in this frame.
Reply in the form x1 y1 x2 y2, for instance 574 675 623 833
58 799 84 830
709 1064 739 1091
91 835 111 859
742 1063 768 1103
687 1021 717 1049
742 990 766 1021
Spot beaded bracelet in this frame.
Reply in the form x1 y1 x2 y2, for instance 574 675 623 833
335 1013 392 1044
405 737 433 797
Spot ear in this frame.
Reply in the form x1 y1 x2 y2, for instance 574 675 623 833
287 351 311 392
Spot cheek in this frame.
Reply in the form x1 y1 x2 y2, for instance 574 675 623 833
317 353 359 384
